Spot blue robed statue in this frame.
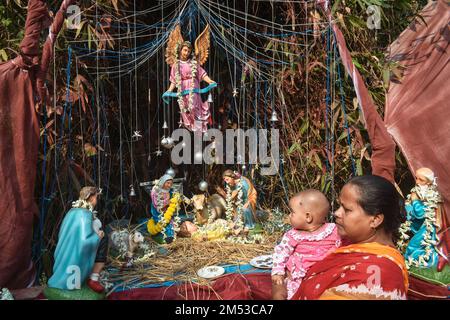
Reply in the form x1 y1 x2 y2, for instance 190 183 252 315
47 187 108 294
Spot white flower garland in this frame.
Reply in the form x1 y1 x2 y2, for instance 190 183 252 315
224 179 244 230
397 185 441 268
153 186 170 241
235 180 245 229
174 44 197 114
225 184 235 222
71 199 94 212
0 288 14 300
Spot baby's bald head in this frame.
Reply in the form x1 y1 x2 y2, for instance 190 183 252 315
291 189 330 224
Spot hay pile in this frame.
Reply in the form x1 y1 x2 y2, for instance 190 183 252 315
106 232 282 293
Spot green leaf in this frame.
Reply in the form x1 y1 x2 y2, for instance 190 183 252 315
0 49 8 61
383 68 390 89
331 0 342 15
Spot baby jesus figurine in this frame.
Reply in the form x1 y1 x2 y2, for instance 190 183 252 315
398 167 449 271
163 25 217 133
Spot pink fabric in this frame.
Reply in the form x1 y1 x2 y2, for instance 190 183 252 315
169 60 210 132
272 223 341 298
150 189 170 209
384 0 450 270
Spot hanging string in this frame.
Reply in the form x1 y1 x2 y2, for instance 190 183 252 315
96 3 101 189
119 15 124 200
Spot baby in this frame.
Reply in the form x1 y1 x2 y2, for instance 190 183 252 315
271 189 341 300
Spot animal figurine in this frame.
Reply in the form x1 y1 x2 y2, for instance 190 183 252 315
189 193 226 225
127 231 144 259
110 230 144 260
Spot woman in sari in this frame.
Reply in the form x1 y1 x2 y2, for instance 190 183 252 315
292 175 409 300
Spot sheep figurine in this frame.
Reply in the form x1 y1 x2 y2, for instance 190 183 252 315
126 231 144 259
110 230 144 260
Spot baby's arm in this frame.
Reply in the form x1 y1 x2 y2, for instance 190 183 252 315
271 230 296 279
271 231 295 300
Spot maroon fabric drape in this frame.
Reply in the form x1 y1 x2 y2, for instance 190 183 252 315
331 22 396 183
385 0 450 269
0 0 76 289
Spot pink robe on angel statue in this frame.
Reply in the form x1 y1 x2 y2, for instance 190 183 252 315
170 60 211 133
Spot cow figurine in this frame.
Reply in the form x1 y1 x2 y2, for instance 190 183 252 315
188 193 226 225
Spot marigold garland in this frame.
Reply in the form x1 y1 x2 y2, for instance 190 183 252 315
147 193 181 236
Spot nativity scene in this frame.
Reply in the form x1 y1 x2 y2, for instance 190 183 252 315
0 0 448 304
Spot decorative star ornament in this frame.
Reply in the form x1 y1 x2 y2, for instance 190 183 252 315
155 149 163 157
132 130 142 141
232 88 238 97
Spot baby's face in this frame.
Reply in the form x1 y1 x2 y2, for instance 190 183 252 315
288 196 308 230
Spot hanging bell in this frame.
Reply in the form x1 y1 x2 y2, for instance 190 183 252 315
270 110 278 122
162 121 168 129
207 93 213 103
130 185 136 197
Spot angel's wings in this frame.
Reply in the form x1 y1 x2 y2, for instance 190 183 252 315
165 25 184 66
194 24 210 66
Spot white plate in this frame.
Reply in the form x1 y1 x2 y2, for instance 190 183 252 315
249 255 273 269
197 266 225 279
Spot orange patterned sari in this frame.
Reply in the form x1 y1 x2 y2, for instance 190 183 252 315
292 242 409 300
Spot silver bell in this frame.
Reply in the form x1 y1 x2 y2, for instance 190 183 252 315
162 121 168 129
198 180 208 192
130 185 136 197
207 93 213 103
270 110 278 122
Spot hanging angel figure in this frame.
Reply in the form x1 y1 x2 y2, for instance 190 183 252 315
162 24 217 133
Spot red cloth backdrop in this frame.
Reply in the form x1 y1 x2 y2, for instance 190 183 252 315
385 0 450 268
107 273 272 300
0 0 76 289
331 20 396 183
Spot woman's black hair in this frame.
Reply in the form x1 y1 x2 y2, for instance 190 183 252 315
347 175 405 242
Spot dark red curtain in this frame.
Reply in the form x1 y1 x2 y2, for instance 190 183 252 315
0 0 76 289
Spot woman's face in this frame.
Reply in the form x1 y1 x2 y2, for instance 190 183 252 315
334 183 378 243
180 46 191 61
223 176 236 186
162 180 173 190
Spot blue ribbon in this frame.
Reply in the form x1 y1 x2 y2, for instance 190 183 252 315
162 82 218 104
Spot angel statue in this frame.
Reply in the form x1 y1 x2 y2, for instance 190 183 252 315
162 24 217 133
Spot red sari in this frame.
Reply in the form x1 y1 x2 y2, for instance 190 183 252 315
292 242 409 300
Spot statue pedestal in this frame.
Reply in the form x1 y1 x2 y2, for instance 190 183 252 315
44 285 105 300
407 265 450 300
